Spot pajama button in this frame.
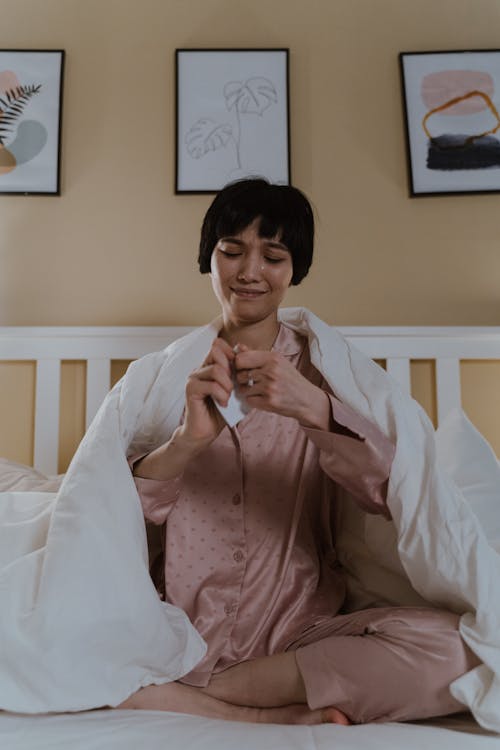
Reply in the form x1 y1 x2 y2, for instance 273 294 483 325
224 604 236 615
233 550 244 563
232 493 241 505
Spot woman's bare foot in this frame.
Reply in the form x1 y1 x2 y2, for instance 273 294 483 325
117 681 351 725
322 706 352 725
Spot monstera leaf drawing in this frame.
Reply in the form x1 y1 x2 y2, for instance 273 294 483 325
223 78 277 115
185 118 233 158
0 85 41 146
184 75 279 171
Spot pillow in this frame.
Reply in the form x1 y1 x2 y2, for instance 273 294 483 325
0 458 63 493
336 407 500 613
435 408 500 550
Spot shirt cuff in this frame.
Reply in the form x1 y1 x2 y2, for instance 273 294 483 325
303 394 395 518
128 453 183 524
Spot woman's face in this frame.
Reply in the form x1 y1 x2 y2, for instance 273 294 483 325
210 218 293 327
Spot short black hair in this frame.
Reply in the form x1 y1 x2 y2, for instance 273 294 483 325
198 178 314 285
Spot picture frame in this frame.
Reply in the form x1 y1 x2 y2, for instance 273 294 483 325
175 48 290 194
0 49 64 196
400 49 500 196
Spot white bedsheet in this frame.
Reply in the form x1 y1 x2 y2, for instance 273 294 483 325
0 307 499 730
0 709 499 750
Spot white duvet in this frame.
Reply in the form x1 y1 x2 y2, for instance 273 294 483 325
0 308 499 730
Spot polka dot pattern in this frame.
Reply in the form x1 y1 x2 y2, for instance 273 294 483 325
133 324 394 685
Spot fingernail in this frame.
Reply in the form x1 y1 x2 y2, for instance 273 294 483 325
233 344 240 354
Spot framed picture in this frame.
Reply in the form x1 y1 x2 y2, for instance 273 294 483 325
400 49 500 196
175 48 290 193
0 49 64 195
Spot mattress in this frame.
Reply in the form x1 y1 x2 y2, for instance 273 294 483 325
1 709 499 750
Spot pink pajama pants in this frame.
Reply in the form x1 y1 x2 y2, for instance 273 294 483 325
290 606 480 724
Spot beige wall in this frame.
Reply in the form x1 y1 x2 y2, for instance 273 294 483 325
0 0 499 467
1 0 500 327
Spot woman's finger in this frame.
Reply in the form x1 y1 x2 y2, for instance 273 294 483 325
209 383 232 406
216 336 237 358
234 368 261 386
192 363 233 393
234 350 270 371
187 373 231 406
202 339 234 376
205 338 235 369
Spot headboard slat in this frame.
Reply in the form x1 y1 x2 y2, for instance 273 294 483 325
386 358 411 393
34 359 61 475
86 359 111 429
436 358 462 425
1 326 498 472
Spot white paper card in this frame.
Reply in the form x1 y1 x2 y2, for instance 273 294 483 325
213 381 250 427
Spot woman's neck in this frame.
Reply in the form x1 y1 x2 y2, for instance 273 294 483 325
219 315 280 351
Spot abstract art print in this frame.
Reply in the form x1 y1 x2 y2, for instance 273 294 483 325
0 50 64 195
400 50 500 196
175 49 290 193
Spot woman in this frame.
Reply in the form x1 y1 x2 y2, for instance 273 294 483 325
119 179 479 724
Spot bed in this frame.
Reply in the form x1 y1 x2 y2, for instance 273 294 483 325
0 322 499 750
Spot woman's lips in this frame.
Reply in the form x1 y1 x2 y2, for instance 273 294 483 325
231 288 266 298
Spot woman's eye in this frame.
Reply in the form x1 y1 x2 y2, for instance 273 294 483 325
220 249 241 257
265 257 284 264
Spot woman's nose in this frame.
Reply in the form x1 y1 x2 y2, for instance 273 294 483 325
237 254 263 281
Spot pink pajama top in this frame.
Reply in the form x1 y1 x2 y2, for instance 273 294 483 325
132 324 395 686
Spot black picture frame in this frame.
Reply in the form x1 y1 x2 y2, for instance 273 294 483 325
0 49 65 196
175 48 290 194
400 49 500 197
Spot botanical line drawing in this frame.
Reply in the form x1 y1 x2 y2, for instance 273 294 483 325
185 76 278 170
0 80 42 174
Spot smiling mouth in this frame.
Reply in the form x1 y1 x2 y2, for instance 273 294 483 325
231 288 266 298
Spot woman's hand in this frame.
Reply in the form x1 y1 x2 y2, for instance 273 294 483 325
234 345 332 430
133 338 235 480
176 337 235 451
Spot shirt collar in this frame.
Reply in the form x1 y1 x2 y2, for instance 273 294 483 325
271 323 306 358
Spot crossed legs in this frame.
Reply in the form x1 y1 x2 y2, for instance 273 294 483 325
117 663 348 725
118 606 480 725
117 650 349 724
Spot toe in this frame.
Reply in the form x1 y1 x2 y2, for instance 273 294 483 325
321 706 352 725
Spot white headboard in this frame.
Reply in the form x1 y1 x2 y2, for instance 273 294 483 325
1 325 499 474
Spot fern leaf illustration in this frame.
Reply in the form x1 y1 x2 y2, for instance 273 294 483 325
0 84 42 146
